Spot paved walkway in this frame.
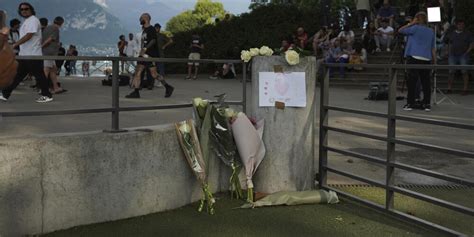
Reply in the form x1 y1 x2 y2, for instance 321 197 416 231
1 75 473 186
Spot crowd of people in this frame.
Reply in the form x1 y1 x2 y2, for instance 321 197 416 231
276 0 471 111
0 2 86 103
1 0 472 106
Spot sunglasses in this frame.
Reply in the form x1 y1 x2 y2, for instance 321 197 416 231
20 8 30 11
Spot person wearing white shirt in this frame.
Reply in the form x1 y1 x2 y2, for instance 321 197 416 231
337 25 355 48
124 33 139 73
0 2 53 103
374 19 394 52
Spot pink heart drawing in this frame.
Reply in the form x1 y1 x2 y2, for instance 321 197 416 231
275 77 289 95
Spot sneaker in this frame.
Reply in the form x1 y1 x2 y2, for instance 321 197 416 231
155 81 163 88
185 76 192 80
0 94 8 102
125 91 140 98
386 48 391 52
36 96 53 103
403 104 413 111
376 48 381 52
209 76 218 80
423 104 431 112
164 85 174 98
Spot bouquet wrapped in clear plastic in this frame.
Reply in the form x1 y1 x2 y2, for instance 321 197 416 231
175 120 215 214
209 95 243 199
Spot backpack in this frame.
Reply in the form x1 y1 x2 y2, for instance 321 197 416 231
367 82 389 101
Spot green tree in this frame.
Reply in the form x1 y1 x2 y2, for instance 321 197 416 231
166 0 226 34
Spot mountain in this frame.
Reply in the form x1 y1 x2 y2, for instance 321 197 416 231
0 0 126 47
102 0 180 32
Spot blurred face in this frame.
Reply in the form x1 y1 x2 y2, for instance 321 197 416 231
129 34 133 40
381 22 388 28
282 40 289 48
456 22 465 31
19 4 32 18
120 36 125 41
13 23 20 30
297 27 304 35
155 26 161 33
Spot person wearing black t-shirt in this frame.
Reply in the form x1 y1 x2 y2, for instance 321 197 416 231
126 13 174 98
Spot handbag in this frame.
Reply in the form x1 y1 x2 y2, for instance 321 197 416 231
0 33 18 89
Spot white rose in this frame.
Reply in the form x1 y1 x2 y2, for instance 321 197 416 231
285 50 300 66
249 48 260 57
241 50 252 63
224 108 237 119
179 122 191 134
259 46 274 56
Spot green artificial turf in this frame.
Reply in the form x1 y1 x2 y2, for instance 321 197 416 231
43 192 450 237
333 185 474 236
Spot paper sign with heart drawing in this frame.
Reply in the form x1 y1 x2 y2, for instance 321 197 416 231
259 72 307 107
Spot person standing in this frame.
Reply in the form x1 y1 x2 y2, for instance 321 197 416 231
125 13 174 98
8 18 21 55
355 0 371 29
124 33 138 74
42 16 66 94
118 34 127 73
445 19 473 96
186 32 204 80
154 23 173 78
398 11 436 111
0 2 53 103
56 42 65 75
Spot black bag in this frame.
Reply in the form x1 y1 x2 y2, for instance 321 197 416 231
367 82 389 101
102 75 130 87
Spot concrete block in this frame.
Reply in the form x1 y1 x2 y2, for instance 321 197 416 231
250 56 318 193
0 125 230 236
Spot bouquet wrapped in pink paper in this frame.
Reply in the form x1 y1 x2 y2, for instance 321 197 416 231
175 120 215 214
231 112 265 202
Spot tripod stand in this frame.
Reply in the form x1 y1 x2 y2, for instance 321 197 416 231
433 69 456 104
432 24 456 105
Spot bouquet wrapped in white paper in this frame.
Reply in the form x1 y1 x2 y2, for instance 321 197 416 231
231 112 265 202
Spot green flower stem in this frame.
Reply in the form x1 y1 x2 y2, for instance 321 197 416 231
202 184 215 215
247 188 254 203
229 163 243 199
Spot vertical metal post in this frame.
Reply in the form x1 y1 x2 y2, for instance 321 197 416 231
386 67 397 210
242 62 247 114
318 66 330 188
111 59 120 132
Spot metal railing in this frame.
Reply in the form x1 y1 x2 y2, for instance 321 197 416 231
0 56 247 132
319 63 474 237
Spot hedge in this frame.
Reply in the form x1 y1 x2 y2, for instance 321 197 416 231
162 4 322 74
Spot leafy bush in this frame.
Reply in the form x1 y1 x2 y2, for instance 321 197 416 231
163 4 321 73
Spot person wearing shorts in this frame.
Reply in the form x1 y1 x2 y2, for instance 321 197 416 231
186 33 203 80
42 16 66 94
125 13 173 99
446 19 473 96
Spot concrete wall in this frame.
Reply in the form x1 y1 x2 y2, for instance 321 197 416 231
0 56 320 236
251 56 318 193
0 125 230 236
